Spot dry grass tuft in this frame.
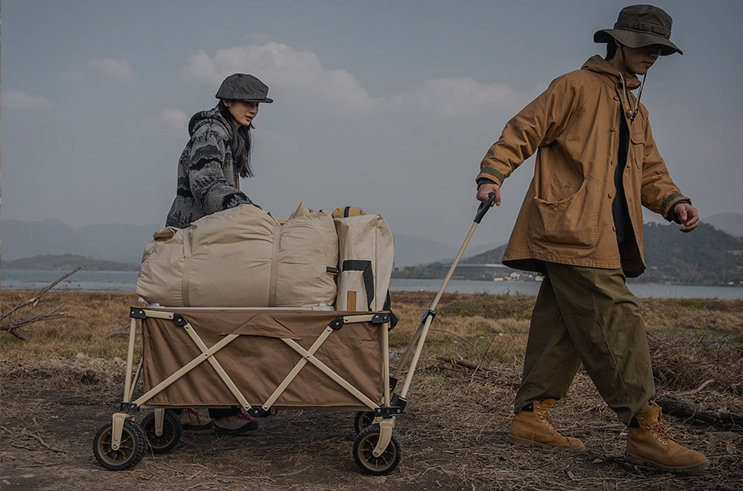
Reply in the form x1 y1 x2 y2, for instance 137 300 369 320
0 290 145 360
649 331 743 398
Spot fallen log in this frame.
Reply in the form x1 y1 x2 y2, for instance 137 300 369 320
655 393 743 427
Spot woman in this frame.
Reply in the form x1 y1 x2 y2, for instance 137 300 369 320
166 72 271 229
166 73 273 434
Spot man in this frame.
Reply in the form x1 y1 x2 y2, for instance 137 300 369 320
475 5 707 472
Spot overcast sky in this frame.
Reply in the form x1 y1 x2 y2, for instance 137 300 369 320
2 0 742 249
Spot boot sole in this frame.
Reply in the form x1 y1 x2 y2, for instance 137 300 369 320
625 452 709 473
509 435 585 452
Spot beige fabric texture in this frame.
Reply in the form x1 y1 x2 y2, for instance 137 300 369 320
141 308 384 409
136 203 339 307
334 214 394 311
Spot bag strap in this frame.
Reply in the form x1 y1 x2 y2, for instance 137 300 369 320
342 260 374 311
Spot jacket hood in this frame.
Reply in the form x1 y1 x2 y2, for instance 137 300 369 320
582 55 641 90
188 106 233 137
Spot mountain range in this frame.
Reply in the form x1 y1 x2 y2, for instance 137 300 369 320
1 219 160 264
0 218 499 268
1 213 741 270
394 219 743 285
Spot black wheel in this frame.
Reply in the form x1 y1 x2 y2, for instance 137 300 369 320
354 411 376 434
353 423 402 475
93 420 147 471
141 410 182 454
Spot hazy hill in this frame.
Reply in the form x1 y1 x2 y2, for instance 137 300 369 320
461 244 506 264
392 234 458 267
393 233 500 267
4 216 739 278
1 219 499 268
394 222 743 285
641 222 743 284
704 212 743 238
1 219 160 263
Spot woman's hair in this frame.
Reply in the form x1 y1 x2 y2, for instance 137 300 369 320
605 40 619 61
218 100 254 178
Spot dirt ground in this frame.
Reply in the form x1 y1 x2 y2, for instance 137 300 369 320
2 356 740 491
1 291 742 490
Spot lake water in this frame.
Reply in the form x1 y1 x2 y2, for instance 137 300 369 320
1 269 141 292
2 269 743 300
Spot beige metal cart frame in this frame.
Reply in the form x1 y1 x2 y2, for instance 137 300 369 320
93 306 405 475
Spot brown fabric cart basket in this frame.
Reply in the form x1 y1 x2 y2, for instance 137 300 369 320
142 308 384 409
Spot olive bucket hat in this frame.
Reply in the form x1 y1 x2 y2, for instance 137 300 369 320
594 4 682 56
215 73 274 103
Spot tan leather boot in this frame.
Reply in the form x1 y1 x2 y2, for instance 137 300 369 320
626 406 708 472
509 399 585 450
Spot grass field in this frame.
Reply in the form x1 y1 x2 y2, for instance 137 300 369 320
1 289 741 490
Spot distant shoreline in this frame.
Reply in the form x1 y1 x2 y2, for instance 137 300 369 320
0 264 139 273
1 254 140 272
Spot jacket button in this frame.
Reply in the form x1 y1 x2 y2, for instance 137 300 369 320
611 126 618 131
608 193 613 199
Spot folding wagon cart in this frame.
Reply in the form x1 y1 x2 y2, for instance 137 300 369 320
92 194 495 475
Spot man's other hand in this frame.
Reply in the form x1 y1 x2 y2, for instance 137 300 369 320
674 202 699 233
477 183 501 207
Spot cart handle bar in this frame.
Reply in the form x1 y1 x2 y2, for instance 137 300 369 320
474 192 496 224
396 192 495 398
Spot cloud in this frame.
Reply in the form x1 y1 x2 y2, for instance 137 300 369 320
179 42 375 112
175 41 539 243
4 91 53 111
389 77 533 118
139 108 189 140
91 57 135 83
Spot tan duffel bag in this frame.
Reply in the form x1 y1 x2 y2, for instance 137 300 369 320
136 203 338 307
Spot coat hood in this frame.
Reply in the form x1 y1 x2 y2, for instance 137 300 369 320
581 55 641 90
187 106 233 138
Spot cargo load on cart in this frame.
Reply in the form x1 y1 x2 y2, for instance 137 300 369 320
136 202 394 311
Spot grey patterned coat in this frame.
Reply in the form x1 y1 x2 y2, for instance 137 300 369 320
165 107 257 228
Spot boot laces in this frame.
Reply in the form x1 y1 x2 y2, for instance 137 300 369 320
639 413 675 445
537 408 556 430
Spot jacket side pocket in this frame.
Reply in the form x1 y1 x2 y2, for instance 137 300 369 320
529 177 599 248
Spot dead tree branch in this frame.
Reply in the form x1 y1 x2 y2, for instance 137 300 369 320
0 266 84 339
1 266 84 322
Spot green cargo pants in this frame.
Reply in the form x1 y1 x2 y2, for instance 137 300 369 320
513 262 655 425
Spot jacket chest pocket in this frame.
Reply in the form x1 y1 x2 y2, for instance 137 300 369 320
528 177 599 248
630 135 645 169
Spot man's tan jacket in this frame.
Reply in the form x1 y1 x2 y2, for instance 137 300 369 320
477 55 688 277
